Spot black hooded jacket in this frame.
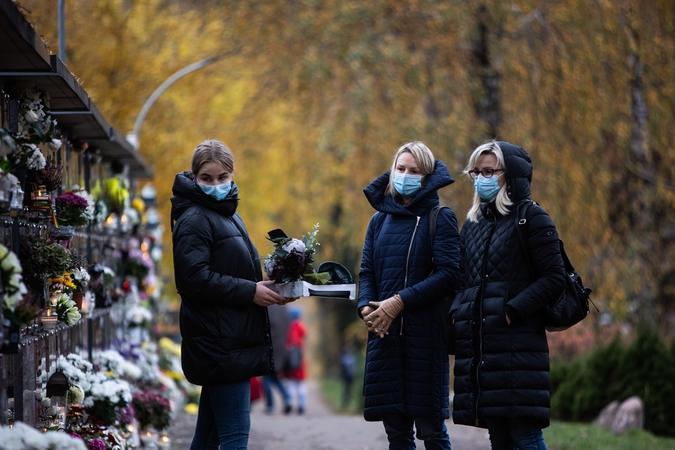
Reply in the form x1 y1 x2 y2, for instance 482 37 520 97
171 171 271 386
450 142 566 428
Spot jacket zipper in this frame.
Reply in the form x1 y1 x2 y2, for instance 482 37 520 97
401 216 421 335
475 216 497 426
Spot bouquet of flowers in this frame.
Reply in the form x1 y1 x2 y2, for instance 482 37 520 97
72 267 90 293
55 192 91 227
84 379 133 426
123 249 153 280
263 223 330 285
0 243 29 324
131 390 172 431
125 305 152 328
56 293 81 325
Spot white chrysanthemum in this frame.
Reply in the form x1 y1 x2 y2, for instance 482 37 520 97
282 238 306 254
263 256 276 278
0 248 20 272
73 267 90 283
126 305 152 325
44 430 88 450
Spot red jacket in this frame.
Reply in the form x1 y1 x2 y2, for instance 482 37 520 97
284 319 307 380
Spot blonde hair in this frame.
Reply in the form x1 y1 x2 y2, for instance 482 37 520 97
465 141 512 222
191 140 235 176
385 141 435 197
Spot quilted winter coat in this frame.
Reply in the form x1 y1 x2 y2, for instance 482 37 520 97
358 160 461 422
449 142 566 428
171 171 272 386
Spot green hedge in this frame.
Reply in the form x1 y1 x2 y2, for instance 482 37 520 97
550 329 675 437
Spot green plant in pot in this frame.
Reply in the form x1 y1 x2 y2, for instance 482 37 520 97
20 234 72 305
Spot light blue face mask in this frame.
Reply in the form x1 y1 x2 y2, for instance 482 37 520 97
393 173 423 197
199 181 232 201
474 175 502 201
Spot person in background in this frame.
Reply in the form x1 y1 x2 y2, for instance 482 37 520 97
358 141 461 449
283 307 307 415
262 304 293 414
340 344 357 410
450 141 566 450
171 139 290 449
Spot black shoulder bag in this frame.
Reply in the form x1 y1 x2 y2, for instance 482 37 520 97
429 205 457 353
514 201 596 332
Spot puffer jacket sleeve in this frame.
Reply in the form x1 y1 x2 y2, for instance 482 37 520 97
173 211 256 309
357 213 381 317
505 204 566 323
399 208 461 311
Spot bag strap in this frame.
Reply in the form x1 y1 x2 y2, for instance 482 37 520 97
515 200 575 275
429 205 445 243
514 200 536 278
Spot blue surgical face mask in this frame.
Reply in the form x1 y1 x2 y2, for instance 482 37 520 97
199 181 232 201
474 174 502 201
393 173 423 197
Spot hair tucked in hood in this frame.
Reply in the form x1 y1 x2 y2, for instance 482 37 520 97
170 171 239 229
498 141 532 203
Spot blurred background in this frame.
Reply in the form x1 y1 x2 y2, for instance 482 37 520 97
17 0 675 438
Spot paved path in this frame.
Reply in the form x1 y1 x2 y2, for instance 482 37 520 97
169 380 490 449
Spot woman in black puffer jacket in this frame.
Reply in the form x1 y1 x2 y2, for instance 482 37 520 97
450 141 566 450
358 141 461 449
171 139 286 450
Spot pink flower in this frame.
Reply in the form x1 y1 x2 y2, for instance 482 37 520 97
88 439 106 450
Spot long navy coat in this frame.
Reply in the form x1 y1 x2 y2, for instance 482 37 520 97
358 160 461 422
450 143 566 428
171 171 272 386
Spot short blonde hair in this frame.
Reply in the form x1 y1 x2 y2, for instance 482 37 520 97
191 140 235 176
385 141 435 197
465 141 512 222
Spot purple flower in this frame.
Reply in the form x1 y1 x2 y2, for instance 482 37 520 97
88 439 106 450
281 251 307 279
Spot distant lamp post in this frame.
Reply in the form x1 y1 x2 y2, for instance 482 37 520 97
126 49 240 149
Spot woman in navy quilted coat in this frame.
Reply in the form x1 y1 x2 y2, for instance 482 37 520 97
450 141 566 450
358 141 461 449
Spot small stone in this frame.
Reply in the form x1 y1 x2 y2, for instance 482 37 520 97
593 400 619 430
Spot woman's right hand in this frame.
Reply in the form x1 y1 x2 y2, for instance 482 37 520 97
253 280 286 307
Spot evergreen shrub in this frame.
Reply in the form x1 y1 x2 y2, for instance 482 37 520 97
550 329 675 437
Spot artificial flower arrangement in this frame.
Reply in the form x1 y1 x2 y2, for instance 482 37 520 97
55 191 91 227
263 224 356 299
263 223 329 285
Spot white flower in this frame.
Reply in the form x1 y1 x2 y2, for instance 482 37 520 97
68 384 85 404
73 267 90 286
23 110 39 123
0 248 21 272
49 138 62 151
66 309 81 325
126 305 152 325
282 238 306 254
41 397 51 408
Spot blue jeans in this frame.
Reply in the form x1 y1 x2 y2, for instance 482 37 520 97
262 374 291 413
382 414 452 450
190 381 250 450
486 418 547 450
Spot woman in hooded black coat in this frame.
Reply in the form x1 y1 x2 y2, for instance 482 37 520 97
450 141 566 450
171 139 287 450
358 141 461 449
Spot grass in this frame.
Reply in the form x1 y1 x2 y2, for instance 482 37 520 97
320 379 675 449
320 377 364 416
545 421 675 450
